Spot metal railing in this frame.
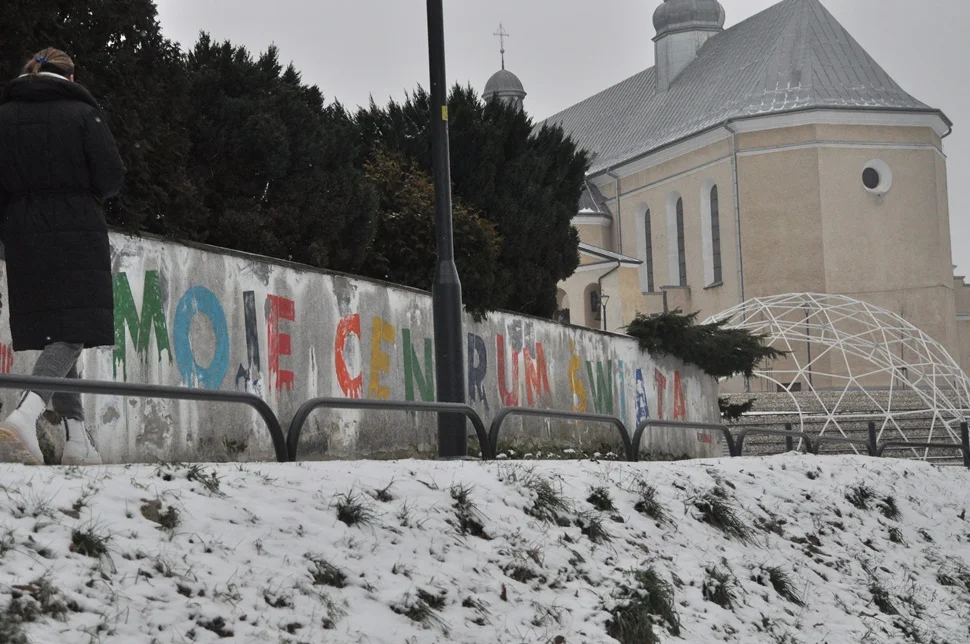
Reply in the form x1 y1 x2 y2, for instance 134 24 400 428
489 407 634 462
735 427 815 456
2 370 966 469
0 373 289 462
633 419 734 460
287 398 492 461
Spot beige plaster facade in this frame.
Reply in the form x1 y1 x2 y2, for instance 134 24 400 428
559 119 969 383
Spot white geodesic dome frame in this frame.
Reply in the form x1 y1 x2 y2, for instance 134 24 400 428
708 293 970 449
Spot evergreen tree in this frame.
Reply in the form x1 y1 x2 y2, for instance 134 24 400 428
361 150 502 319
0 0 202 236
358 85 588 317
185 35 377 272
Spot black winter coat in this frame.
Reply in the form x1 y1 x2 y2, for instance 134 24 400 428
0 73 125 351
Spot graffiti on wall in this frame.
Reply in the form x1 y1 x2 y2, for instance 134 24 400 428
107 270 699 430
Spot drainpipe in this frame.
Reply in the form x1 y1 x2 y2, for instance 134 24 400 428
607 170 623 255
598 259 622 331
723 123 745 304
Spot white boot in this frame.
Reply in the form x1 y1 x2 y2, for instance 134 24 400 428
61 418 102 466
0 392 46 465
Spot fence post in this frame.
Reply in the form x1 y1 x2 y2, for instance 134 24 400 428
784 423 794 452
961 422 969 468
868 422 878 457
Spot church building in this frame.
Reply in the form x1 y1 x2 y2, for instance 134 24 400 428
487 0 970 381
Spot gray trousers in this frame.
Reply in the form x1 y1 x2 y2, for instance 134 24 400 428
30 342 84 421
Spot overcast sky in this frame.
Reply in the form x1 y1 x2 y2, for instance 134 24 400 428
155 0 970 276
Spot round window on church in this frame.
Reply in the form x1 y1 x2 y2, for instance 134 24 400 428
862 159 892 196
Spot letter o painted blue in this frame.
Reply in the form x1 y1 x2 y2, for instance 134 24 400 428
173 286 230 389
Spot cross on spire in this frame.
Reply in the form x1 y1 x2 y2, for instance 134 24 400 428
494 23 509 70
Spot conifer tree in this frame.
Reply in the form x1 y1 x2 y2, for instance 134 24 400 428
1 0 202 236
358 85 588 317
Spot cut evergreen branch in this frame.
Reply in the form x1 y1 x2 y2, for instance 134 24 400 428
625 310 786 379
720 397 756 421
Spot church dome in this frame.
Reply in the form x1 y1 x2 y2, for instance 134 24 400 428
653 0 726 39
484 69 525 100
484 68 527 108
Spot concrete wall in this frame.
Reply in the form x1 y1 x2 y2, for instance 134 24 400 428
0 233 720 463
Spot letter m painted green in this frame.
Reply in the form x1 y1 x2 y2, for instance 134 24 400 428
113 271 172 380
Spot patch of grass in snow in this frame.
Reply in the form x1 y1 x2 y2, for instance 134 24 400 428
694 486 752 543
762 566 803 606
140 498 181 532
888 526 907 545
607 566 680 643
523 475 572 523
70 525 110 558
372 480 395 502
334 491 375 527
879 495 901 521
703 565 739 610
196 615 234 637
845 484 876 511
587 486 616 513
186 464 223 495
392 589 449 633
306 554 347 588
0 574 73 643
576 511 612 544
936 559 970 593
0 527 14 559
634 483 669 525
450 483 489 538
868 578 898 615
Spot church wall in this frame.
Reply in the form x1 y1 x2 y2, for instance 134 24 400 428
575 222 613 251
816 143 959 361
611 140 740 326
959 320 970 376
736 146 826 297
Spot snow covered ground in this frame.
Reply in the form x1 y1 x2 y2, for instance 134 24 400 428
2 454 970 643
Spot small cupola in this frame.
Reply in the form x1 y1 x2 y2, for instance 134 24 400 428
484 23 527 110
653 0 725 91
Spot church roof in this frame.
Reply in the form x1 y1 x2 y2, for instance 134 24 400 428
578 182 611 215
485 69 525 97
544 0 950 176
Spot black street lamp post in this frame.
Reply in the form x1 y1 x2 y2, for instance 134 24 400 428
426 0 467 458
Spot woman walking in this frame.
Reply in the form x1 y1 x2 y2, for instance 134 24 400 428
0 48 125 465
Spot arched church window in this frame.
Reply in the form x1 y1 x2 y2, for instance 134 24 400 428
676 198 687 286
711 186 722 284
644 209 655 292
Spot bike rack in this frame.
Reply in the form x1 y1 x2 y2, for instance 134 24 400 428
488 407 634 462
633 419 736 458
287 398 492 461
0 373 289 462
